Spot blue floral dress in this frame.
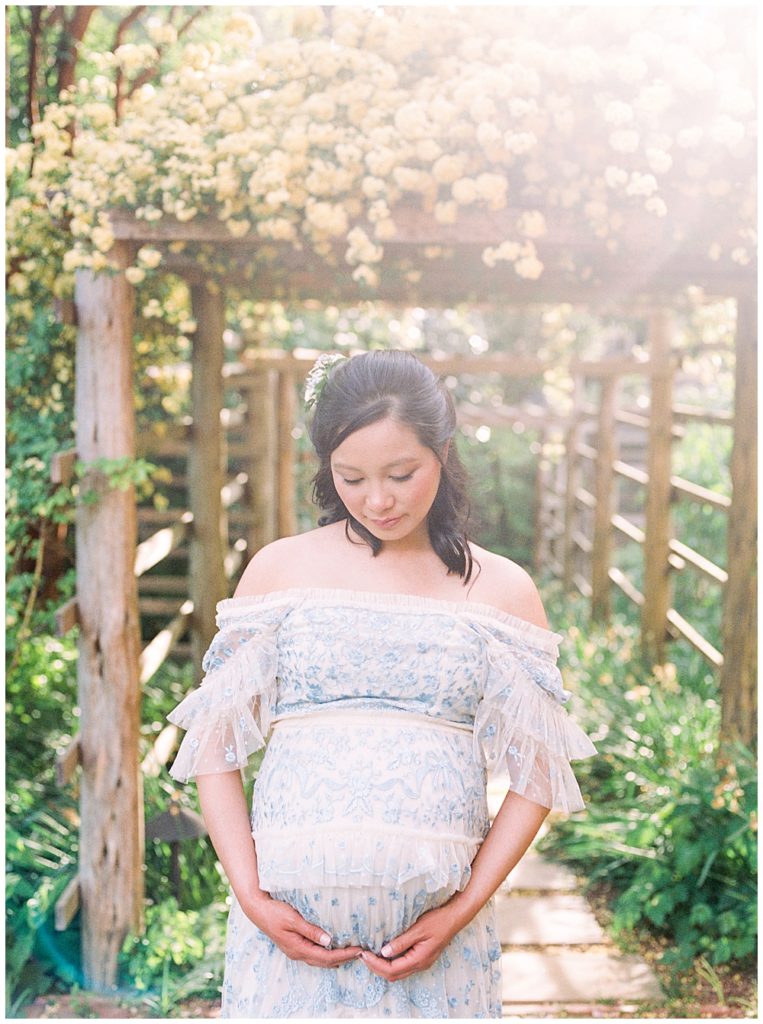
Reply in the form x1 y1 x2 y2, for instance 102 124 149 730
168 588 596 1018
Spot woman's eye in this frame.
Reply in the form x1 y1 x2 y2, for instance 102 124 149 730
390 473 414 482
341 478 363 486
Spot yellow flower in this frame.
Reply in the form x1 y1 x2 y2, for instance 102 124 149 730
125 266 145 284
137 247 162 269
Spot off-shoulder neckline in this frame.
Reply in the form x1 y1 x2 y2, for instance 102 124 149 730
216 586 562 652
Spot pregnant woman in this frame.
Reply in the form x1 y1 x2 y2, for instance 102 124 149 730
168 349 597 1018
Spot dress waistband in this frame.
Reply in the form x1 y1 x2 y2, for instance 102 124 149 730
271 707 474 736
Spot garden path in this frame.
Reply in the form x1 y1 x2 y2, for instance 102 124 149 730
488 780 666 1018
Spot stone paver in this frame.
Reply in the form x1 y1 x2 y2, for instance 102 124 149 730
496 893 607 945
490 783 665 1016
503 849 580 892
501 950 665 1003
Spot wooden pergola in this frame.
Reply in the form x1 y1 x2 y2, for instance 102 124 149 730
66 202 755 989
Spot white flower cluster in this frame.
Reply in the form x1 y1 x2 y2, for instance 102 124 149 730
7 4 756 294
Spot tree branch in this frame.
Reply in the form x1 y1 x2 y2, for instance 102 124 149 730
124 7 208 104
27 6 42 129
113 6 148 123
57 5 97 94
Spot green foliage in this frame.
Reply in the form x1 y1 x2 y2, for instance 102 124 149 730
119 898 227 1013
539 588 757 969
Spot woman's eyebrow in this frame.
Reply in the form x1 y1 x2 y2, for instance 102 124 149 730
333 457 419 471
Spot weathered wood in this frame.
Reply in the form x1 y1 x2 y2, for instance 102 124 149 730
667 608 724 669
189 283 229 684
609 566 644 607
139 599 193 685
246 369 279 555
532 430 549 572
591 376 618 621
720 294 757 749
55 735 81 787
141 724 180 777
612 460 649 487
670 475 732 510
575 487 596 509
51 447 77 485
641 309 675 663
562 374 585 590
277 372 298 539
612 514 645 545
134 513 193 576
668 539 728 586
74 241 144 989
54 596 80 635
54 875 81 932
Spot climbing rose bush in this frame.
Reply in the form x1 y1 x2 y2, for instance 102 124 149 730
6 4 757 301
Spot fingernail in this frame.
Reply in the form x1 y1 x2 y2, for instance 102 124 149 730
318 933 332 948
381 944 393 958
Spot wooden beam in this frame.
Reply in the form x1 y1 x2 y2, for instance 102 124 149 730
134 513 193 577
55 735 81 787
247 368 279 556
609 566 644 608
612 514 645 545
667 608 724 669
668 539 728 585
641 309 675 664
54 596 80 635
141 725 180 778
51 448 77 486
54 875 81 932
563 373 585 591
74 240 144 988
613 460 649 487
139 599 193 686
591 375 618 621
670 476 732 510
277 372 298 538
720 293 757 748
188 283 229 685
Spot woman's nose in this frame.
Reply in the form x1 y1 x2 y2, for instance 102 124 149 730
365 486 394 512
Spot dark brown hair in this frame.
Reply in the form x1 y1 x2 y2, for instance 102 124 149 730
308 350 475 581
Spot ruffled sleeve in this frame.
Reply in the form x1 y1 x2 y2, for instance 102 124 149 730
472 623 597 813
167 603 284 782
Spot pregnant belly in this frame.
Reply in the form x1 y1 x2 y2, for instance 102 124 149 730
251 710 489 898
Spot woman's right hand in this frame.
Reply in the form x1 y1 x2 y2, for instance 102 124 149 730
242 892 363 967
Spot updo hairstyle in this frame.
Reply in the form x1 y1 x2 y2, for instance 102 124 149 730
308 350 475 581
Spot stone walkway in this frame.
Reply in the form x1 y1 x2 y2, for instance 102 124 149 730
487 781 666 1018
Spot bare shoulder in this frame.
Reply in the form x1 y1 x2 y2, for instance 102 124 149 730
469 544 549 629
233 526 332 598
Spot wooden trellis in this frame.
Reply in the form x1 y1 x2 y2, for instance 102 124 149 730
50 206 755 991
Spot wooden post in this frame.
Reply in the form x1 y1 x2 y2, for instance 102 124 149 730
532 428 548 572
74 240 144 990
563 373 585 590
720 293 757 750
277 371 298 538
246 369 279 554
189 282 228 683
641 309 675 663
591 375 618 621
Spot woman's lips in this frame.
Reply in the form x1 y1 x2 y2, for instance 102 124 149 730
369 515 403 528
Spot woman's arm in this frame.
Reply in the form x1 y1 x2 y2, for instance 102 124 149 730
196 771 362 967
360 790 549 981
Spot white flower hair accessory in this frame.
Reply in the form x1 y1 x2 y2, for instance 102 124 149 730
303 352 348 410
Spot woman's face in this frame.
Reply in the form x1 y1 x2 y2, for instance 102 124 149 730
330 416 446 547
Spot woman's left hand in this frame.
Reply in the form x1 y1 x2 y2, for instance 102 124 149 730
359 900 469 982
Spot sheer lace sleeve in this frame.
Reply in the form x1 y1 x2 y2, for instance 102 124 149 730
473 624 597 813
167 606 283 782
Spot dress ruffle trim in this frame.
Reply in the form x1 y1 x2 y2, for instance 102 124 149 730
474 641 597 814
168 634 278 782
254 827 480 894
